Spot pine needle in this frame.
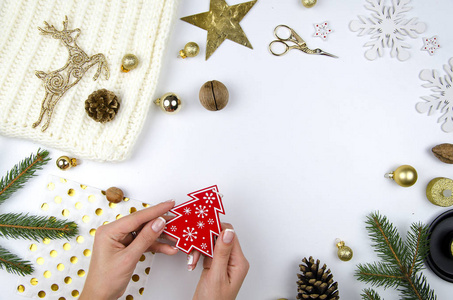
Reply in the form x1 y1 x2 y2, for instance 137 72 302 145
0 213 78 241
361 288 382 300
0 245 33 276
0 149 50 206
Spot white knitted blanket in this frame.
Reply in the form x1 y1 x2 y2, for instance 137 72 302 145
0 0 178 161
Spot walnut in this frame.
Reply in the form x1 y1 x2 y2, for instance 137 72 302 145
432 143 453 164
85 89 120 123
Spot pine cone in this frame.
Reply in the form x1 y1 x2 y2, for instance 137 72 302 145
297 257 339 300
85 89 120 123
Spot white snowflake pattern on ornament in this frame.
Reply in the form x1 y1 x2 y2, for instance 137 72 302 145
203 192 216 204
416 58 453 132
197 221 205 228
313 21 332 40
182 227 197 242
201 243 207 250
208 218 214 225
170 225 177 232
349 0 426 61
183 207 191 215
195 205 208 218
421 36 440 56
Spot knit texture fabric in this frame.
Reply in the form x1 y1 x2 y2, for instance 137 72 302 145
0 0 179 161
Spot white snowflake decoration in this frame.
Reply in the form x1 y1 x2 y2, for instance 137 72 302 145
183 207 191 215
197 221 205 228
313 21 332 40
201 243 207 250
349 0 426 61
170 225 177 232
416 58 453 132
421 36 440 56
207 218 214 225
182 227 198 242
195 205 208 218
203 192 216 204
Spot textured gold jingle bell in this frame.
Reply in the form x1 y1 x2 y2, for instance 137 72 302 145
336 240 353 262
384 165 417 187
56 156 78 171
121 54 139 72
154 93 182 114
302 0 317 8
179 42 200 59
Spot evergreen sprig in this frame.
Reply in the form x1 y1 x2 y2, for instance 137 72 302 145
0 149 79 276
0 213 78 241
356 212 437 300
0 149 50 206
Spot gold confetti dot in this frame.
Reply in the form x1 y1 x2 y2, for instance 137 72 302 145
60 178 67 183
47 182 55 190
51 284 59 291
62 209 69 217
103 221 109 225
44 270 51 278
88 195 96 202
116 214 123 220
83 249 91 257
30 278 38 285
57 263 65 271
77 269 85 277
142 203 150 208
145 267 150 275
124 197 130 202
80 184 87 190
54 196 62 203
72 290 79 297
95 208 103 216
30 244 37 251
139 255 146 262
139 288 144 295
126 296 134 300
109 202 117 208
64 276 72 284
49 216 57 222
63 243 71 251
129 207 137 213
132 274 140 282
38 291 46 298
50 250 58 257
17 285 25 293
75 202 82 209
36 257 44 265
89 229 96 236
76 236 84 243
68 189 75 196
82 215 90 223
70 256 78 264
41 203 49 211
43 237 50 244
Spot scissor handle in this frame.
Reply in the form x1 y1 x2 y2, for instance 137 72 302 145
273 24 294 41
269 40 290 56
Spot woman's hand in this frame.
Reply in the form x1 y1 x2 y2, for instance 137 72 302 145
80 200 178 300
192 223 249 300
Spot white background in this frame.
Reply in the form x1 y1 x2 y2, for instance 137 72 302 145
1 0 453 299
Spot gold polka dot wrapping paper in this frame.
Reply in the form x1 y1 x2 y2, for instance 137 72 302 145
17 176 154 299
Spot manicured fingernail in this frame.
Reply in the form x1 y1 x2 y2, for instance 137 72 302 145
223 229 235 244
152 217 166 232
187 254 194 271
164 199 175 203
172 246 179 251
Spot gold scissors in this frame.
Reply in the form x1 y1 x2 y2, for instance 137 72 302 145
269 25 338 58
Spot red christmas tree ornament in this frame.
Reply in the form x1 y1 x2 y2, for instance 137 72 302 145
164 185 225 258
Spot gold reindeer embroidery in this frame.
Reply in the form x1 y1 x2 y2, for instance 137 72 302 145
33 16 109 132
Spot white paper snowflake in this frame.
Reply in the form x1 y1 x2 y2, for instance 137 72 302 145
421 36 440 56
183 227 198 242
195 205 208 218
349 0 426 61
416 58 453 132
313 21 332 40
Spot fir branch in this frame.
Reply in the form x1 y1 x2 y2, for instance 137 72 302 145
361 288 382 300
0 213 78 241
0 245 33 276
356 261 404 288
0 149 50 206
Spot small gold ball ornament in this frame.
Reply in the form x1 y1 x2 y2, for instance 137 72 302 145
56 156 78 171
384 165 417 187
302 0 317 8
105 187 124 203
199 80 229 111
179 42 200 59
336 240 353 262
121 54 139 72
426 177 453 207
154 93 182 114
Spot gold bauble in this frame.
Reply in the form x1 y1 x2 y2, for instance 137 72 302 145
336 241 353 262
56 156 77 171
426 177 453 207
385 165 417 187
302 0 317 8
154 93 182 114
121 54 139 72
179 42 200 58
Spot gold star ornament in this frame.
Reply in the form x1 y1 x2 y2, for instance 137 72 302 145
181 0 257 60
